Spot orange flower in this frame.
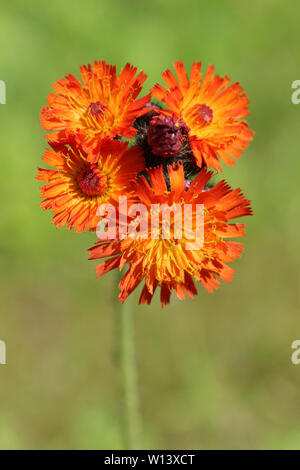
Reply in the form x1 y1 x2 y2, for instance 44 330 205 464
151 61 253 171
36 136 145 232
89 163 252 307
40 60 150 151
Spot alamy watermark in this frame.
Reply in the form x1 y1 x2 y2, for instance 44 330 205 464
291 340 300 365
0 80 6 104
0 340 6 364
96 196 205 250
291 80 300 104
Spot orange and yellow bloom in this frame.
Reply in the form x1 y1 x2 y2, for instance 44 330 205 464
151 61 253 171
89 163 252 307
37 136 145 232
40 60 150 153
38 58 253 307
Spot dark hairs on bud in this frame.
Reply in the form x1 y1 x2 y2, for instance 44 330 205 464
133 103 203 183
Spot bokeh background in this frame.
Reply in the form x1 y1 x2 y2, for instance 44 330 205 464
0 0 300 450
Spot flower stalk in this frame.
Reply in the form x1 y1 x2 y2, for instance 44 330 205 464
115 279 141 450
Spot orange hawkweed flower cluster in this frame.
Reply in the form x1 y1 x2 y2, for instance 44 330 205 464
38 60 253 307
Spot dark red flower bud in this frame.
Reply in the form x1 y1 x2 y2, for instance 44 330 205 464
147 115 189 157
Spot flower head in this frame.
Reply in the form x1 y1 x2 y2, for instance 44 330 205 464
134 103 198 177
151 61 253 171
89 163 252 307
147 114 189 157
40 60 150 150
36 136 145 232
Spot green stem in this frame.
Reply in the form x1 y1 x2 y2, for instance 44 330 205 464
115 276 141 450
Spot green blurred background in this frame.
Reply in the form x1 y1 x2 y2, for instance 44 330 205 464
0 0 300 450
